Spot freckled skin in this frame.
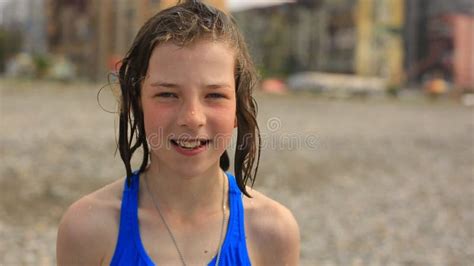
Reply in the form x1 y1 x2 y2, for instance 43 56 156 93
141 40 237 180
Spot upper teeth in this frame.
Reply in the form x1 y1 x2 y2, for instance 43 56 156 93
176 140 202 148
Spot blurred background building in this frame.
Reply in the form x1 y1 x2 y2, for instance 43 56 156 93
234 0 473 93
0 0 472 92
404 0 474 90
0 0 225 80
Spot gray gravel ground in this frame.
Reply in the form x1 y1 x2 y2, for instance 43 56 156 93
1 79 473 265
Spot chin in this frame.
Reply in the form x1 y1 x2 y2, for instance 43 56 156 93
149 149 224 177
165 159 221 179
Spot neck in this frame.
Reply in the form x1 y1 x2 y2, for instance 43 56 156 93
142 163 226 217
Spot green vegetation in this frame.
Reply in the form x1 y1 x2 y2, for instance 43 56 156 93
0 27 23 72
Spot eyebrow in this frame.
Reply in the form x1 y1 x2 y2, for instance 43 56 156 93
149 82 179 88
206 84 232 89
149 81 232 89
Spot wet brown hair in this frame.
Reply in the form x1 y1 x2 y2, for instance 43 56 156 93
117 0 260 196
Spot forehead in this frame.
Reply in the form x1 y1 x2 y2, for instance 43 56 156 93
145 40 236 82
149 40 234 65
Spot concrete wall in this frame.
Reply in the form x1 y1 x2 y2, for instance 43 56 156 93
452 14 474 89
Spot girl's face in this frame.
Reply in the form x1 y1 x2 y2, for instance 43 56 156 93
141 40 236 177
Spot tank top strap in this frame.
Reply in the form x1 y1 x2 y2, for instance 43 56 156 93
110 171 142 265
226 172 247 243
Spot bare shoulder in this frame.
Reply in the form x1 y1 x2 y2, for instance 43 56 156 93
243 188 300 266
56 178 124 266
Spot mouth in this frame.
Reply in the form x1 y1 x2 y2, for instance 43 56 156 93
170 138 211 150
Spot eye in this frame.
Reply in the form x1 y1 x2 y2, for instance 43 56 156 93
206 93 225 99
156 92 178 98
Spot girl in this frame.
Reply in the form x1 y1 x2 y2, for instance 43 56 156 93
56 1 300 265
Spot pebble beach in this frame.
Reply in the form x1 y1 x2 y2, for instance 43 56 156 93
0 79 473 265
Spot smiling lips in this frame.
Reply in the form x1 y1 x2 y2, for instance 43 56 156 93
171 139 211 150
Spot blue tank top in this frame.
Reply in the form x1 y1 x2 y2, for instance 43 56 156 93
110 171 252 266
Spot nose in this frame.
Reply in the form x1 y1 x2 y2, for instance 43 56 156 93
176 99 206 129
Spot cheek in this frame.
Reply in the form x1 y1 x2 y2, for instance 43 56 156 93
143 106 174 147
210 108 236 149
213 105 236 128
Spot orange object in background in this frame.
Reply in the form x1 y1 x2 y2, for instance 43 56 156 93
260 78 288 94
424 77 448 95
